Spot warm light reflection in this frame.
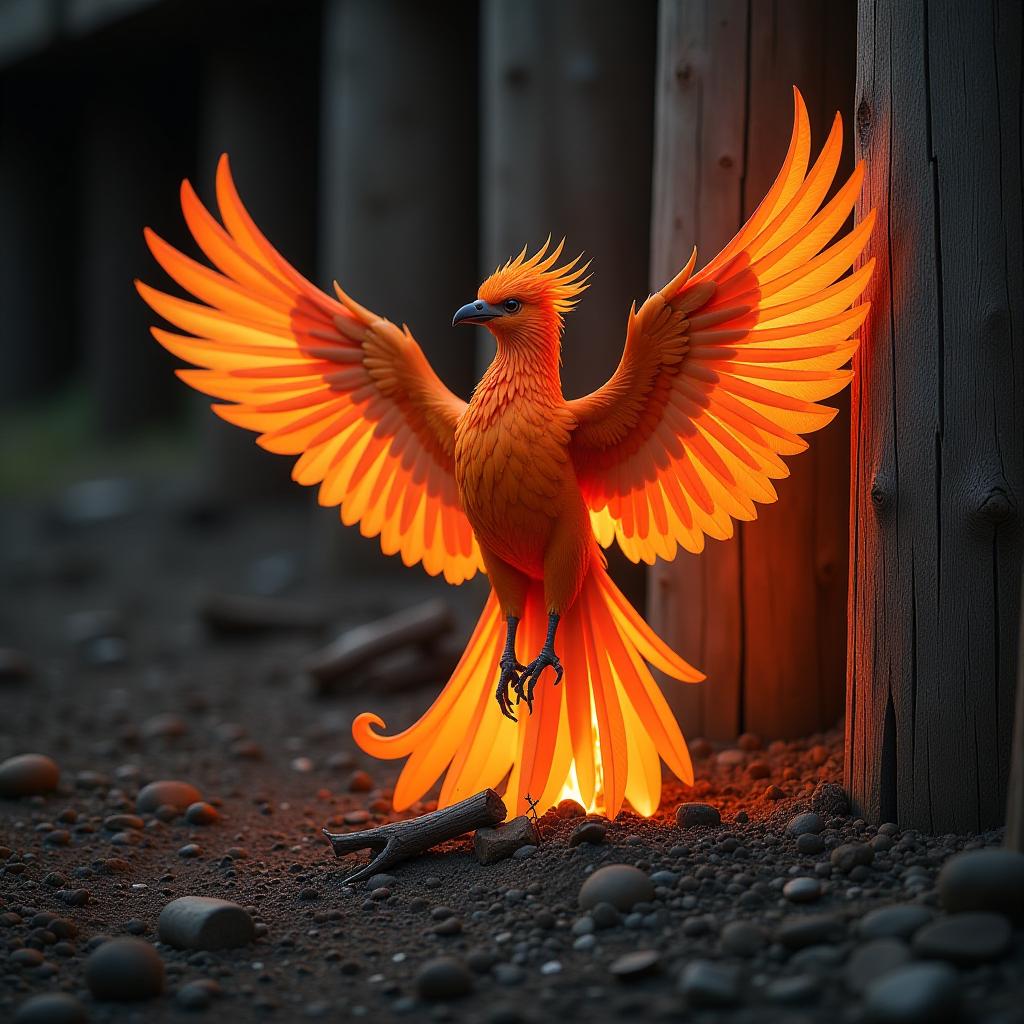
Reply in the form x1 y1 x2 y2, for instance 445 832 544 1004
556 699 606 814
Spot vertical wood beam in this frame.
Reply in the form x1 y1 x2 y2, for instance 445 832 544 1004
649 0 856 740
848 0 1023 831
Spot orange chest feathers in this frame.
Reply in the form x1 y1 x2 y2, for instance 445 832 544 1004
454 384 577 562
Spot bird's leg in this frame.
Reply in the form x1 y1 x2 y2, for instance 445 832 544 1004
496 616 525 721
515 612 564 713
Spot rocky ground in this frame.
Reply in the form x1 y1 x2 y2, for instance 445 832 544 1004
2 477 1023 1024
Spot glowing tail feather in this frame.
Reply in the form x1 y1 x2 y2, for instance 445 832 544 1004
352 561 702 818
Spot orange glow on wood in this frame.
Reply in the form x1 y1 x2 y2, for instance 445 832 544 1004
137 86 873 819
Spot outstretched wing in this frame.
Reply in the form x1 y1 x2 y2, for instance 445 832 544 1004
137 155 483 584
571 87 875 563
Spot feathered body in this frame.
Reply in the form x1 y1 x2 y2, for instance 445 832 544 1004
137 88 873 818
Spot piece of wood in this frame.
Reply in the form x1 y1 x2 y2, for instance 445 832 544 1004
847 0 1023 831
480 0 657 612
304 600 455 689
1007 570 1024 851
648 0 856 740
324 788 507 883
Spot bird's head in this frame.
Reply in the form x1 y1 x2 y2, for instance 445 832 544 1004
452 239 589 347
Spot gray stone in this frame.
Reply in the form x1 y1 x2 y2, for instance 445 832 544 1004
85 938 164 1000
863 962 960 1023
184 802 219 825
797 832 825 854
765 975 820 1005
844 939 912 993
777 913 845 949
937 848 1024 922
367 873 398 890
13 994 87 1024
568 821 606 846
911 911 1012 965
858 904 934 941
416 957 473 999
136 780 202 814
675 802 721 828
831 842 874 872
0 753 60 797
158 896 255 950
783 877 821 903
720 920 766 957
176 980 221 1010
678 960 741 1007
787 812 824 837
810 781 850 817
578 865 655 912
609 950 660 979
474 816 540 865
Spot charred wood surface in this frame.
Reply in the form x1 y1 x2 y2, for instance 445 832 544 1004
847 0 1023 831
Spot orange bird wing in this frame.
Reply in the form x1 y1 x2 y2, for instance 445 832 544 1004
569 87 875 564
137 155 483 584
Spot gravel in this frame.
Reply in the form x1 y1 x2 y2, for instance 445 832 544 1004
84 938 165 1000
578 864 655 911
858 903 934 940
13 993 87 1023
862 962 961 1023
0 753 60 797
678 960 742 1007
415 957 474 999
136 780 203 814
158 896 256 950
936 847 1024 921
911 910 1012 964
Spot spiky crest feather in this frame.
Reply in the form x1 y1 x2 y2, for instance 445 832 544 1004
478 237 591 316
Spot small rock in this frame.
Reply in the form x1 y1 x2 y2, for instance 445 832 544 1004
141 713 188 739
185 802 219 825
416 957 473 1000
609 950 660 979
716 749 746 767
0 753 60 797
678 960 741 1007
178 843 202 858
810 780 850 816
347 770 373 792
568 821 606 846
858 904 934 941
675 803 721 828
797 832 824 854
737 732 761 750
831 842 874 872
578 864 655 911
136 780 202 814
863 962 960 1023
746 761 770 779
807 744 830 766
13 993 87 1024
787 812 824 837
720 920 765 957
176 979 222 1010
845 939 912 993
367 873 398 890
474 816 540 865
158 896 255 950
911 911 1012 965
783 877 821 903
688 738 713 760
85 938 164 1000
765 975 820 1005
937 848 1024 922
104 813 144 831
777 913 845 949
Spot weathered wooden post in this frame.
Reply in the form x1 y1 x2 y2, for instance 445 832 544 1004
194 12 319 500
318 0 480 576
1008 574 1024 851
481 0 657 606
648 0 857 740
847 0 1023 831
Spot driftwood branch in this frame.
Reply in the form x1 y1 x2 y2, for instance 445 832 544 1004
304 599 454 691
323 789 506 883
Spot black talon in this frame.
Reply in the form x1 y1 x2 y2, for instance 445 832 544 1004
495 615 524 721
515 612 563 715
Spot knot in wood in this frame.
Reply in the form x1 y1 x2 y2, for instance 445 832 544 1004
976 486 1014 526
855 98 872 151
870 476 893 512
674 61 692 85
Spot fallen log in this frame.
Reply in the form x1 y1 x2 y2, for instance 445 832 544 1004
323 788 506 883
304 599 454 690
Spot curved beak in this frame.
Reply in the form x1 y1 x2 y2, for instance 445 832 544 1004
452 300 504 327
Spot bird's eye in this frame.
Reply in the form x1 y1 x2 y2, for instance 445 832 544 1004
503 298 521 314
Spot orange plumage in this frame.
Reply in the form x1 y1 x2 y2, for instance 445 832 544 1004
137 87 873 818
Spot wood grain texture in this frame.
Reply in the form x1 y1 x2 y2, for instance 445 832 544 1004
847 0 1023 831
1008 570 1024 850
648 0 856 740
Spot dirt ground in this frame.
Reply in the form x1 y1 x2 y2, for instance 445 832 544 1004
2 476 1022 1023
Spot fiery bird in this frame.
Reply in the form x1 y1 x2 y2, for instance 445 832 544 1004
138 88 873 819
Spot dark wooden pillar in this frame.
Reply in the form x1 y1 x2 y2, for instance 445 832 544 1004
1009 572 1024 850
318 0 480 576
649 0 856 741
481 0 658 608
194 11 319 500
847 0 1023 831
